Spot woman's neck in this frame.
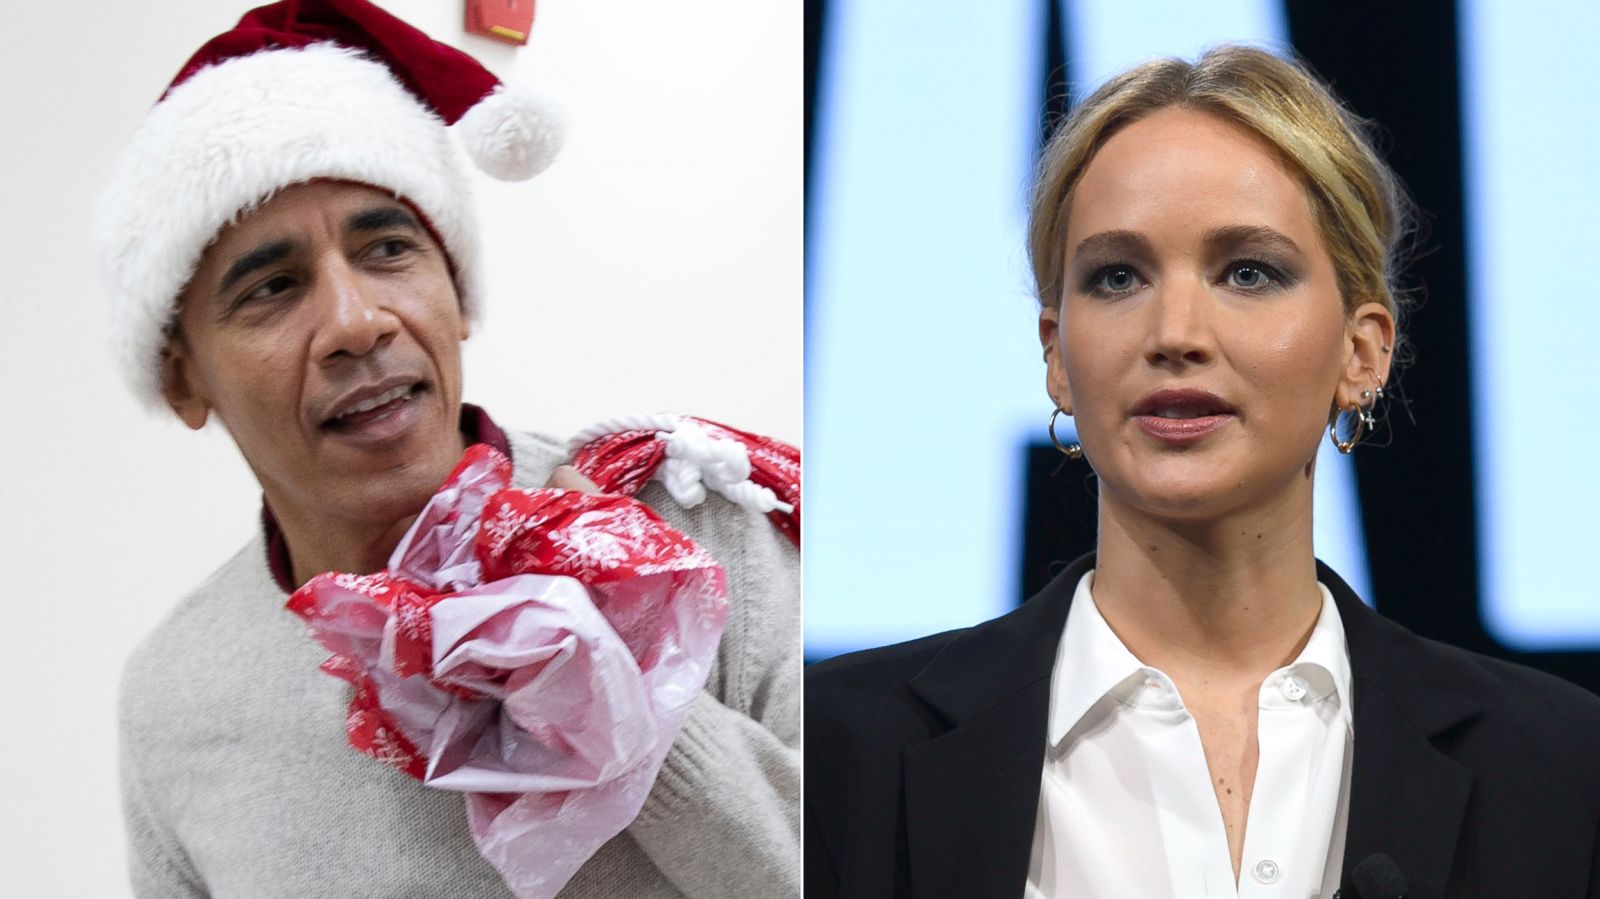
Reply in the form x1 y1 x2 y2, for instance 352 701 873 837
1089 484 1324 688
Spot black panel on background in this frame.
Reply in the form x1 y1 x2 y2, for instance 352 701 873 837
1020 443 1099 601
1286 0 1598 691
804 0 827 201
1016 0 1089 601
1039 0 1071 151
1287 0 1479 652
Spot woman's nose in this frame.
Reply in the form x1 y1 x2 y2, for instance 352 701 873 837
1143 276 1216 369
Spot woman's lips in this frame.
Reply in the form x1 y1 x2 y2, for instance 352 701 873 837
1134 413 1233 443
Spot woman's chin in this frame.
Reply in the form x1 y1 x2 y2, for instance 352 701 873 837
1129 489 1236 521
1104 465 1257 522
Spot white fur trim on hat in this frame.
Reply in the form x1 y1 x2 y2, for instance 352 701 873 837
92 43 484 410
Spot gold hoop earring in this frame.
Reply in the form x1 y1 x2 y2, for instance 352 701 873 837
1049 407 1084 460
1328 405 1364 454
1328 388 1380 454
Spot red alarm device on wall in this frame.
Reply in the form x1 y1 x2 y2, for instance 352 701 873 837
465 0 536 46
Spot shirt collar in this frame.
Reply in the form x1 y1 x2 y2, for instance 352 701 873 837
1047 571 1157 746
261 403 511 593
1278 581 1354 728
1046 570 1355 747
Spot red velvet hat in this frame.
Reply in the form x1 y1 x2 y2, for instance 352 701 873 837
94 0 564 408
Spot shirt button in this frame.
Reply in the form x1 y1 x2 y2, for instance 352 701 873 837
1280 674 1309 702
1252 858 1281 883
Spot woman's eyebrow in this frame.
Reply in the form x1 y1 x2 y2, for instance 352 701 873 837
1073 229 1154 260
1201 224 1303 256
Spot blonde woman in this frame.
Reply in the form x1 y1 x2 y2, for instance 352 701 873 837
805 47 1600 899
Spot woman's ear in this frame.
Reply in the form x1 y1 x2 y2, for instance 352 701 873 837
1039 302 1073 413
1334 300 1397 411
160 337 212 431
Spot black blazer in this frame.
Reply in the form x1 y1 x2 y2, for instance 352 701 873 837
805 554 1600 898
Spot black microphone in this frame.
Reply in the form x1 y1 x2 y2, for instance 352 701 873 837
1346 852 1408 899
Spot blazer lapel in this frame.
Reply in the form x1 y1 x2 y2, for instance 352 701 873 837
901 556 1091 899
896 557 1478 896
1320 562 1480 898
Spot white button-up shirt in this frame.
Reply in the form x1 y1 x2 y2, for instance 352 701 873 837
1026 572 1354 898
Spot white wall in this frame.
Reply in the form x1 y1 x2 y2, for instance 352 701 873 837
0 2 798 894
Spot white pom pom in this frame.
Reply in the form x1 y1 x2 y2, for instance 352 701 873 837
455 83 565 181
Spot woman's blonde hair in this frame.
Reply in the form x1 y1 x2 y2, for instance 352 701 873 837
1028 45 1412 336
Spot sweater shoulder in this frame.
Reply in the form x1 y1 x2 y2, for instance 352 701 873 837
504 428 567 486
120 537 300 736
123 539 270 673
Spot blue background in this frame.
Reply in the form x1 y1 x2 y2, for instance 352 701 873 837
803 0 1600 688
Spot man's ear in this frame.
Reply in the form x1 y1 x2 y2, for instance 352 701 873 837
160 336 211 431
1039 302 1073 413
1334 300 1397 412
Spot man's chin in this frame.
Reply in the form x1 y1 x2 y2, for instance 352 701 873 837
252 391 466 531
321 461 456 533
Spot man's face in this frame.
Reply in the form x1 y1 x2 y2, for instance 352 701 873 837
164 180 469 529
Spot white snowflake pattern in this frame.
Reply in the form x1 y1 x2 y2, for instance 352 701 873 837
369 725 415 771
748 447 799 495
332 572 392 597
688 576 728 632
634 544 717 577
393 597 430 642
545 519 634 579
323 655 364 682
481 501 535 557
605 506 670 554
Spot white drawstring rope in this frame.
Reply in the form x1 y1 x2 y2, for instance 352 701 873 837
570 415 794 515
568 413 681 450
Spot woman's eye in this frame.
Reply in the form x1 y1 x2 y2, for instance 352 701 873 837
1094 266 1140 295
1225 262 1278 290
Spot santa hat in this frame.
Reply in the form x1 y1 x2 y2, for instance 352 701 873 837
93 0 564 409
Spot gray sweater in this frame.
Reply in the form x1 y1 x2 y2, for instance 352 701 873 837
119 429 801 898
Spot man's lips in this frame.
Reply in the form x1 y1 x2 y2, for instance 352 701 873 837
318 377 426 431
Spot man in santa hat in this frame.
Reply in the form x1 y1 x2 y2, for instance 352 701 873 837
95 2 799 897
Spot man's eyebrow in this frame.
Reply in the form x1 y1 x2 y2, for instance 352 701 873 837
218 238 296 295
345 205 423 235
1072 229 1155 260
1200 224 1304 256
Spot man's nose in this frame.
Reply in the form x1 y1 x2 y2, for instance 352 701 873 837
309 254 399 364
